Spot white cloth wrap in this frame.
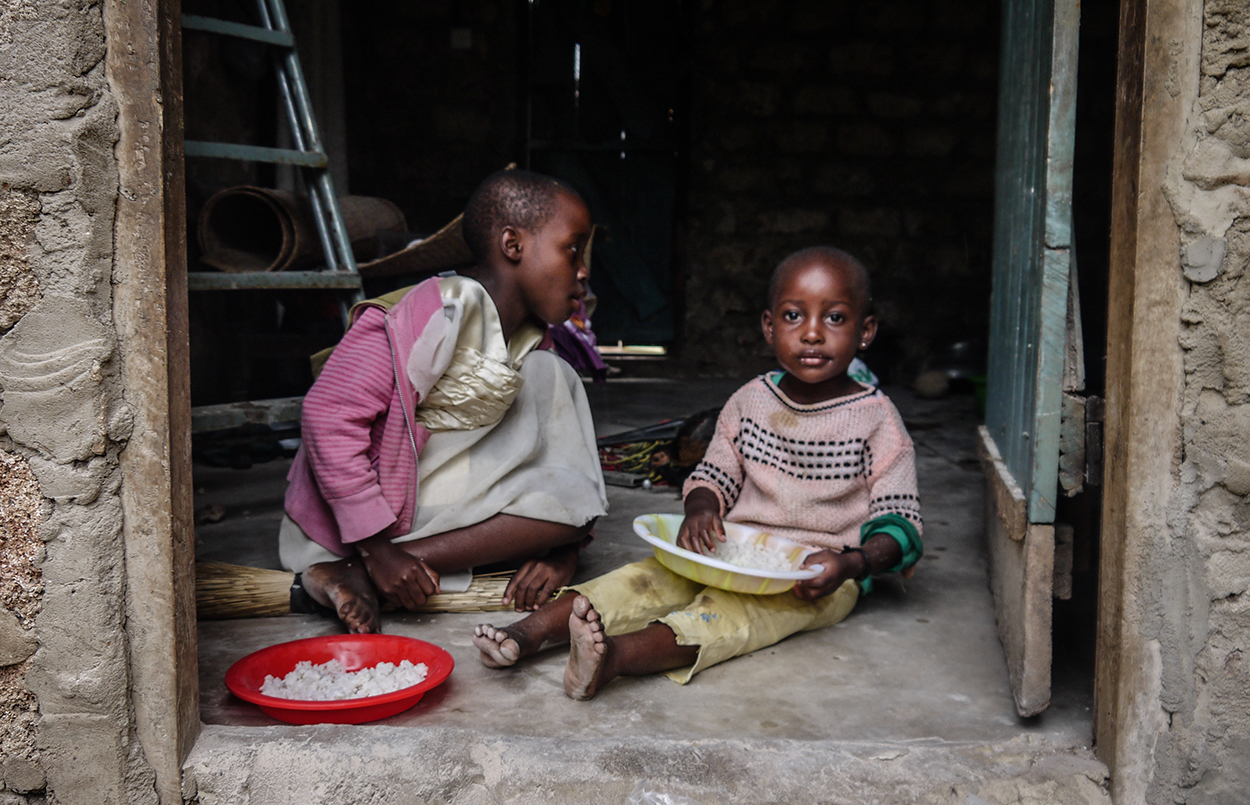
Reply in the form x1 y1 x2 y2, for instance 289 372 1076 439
397 349 607 542
280 350 607 577
407 276 544 433
280 276 607 578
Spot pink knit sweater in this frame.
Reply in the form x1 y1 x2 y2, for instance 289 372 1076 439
683 374 922 551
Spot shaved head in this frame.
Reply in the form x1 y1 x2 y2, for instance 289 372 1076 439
462 169 580 265
767 246 872 316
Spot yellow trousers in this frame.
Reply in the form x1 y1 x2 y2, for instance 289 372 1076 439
572 557 859 683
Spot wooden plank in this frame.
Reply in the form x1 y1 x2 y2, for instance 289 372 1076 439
1029 0 1081 523
1063 251 1086 393
981 425 1055 717
978 426 1028 543
108 0 198 799
1030 244 1069 522
1058 392 1086 495
1044 0 1080 251
190 396 304 433
1097 0 1193 792
1096 0 1146 769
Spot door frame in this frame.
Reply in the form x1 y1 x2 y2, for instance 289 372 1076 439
119 0 1185 799
108 0 198 801
1097 0 1192 798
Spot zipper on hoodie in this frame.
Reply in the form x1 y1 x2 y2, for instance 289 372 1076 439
384 313 422 520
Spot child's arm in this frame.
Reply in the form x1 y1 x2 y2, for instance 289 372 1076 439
793 532 905 600
677 487 726 555
300 306 405 542
679 400 746 555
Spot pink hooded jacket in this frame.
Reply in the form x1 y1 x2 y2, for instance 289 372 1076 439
283 276 555 557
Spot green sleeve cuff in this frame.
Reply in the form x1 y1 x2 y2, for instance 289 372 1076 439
859 514 924 573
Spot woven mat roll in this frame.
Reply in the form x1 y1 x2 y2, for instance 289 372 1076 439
197 186 407 272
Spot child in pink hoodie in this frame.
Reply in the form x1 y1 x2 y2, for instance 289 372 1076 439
281 170 608 633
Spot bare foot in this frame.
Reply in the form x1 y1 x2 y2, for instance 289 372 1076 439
473 624 523 668
301 558 381 634
564 595 609 700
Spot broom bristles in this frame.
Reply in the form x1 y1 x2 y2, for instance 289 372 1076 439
196 561 294 620
408 571 515 613
194 561 518 619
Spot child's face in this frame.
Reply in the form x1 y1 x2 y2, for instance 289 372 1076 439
761 257 877 401
516 191 593 325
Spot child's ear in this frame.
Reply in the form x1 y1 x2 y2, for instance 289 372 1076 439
761 310 775 345
859 315 878 350
499 225 523 264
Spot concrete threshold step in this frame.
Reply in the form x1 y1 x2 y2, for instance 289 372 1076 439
185 726 1110 805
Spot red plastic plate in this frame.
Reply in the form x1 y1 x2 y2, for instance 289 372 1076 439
225 634 454 724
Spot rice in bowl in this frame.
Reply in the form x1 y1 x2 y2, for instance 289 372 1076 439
711 537 799 573
261 658 429 701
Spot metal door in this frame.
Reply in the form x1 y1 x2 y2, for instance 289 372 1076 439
979 0 1081 717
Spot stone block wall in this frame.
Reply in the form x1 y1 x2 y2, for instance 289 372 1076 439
333 1 1000 378
680 0 1000 375
0 2 156 802
340 0 522 234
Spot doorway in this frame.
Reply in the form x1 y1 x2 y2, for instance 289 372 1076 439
522 0 687 346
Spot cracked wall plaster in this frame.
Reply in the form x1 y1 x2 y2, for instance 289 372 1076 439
0 1 156 802
1157 2 1250 799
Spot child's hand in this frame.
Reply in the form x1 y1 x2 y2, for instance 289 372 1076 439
357 535 441 610
505 542 579 611
677 488 726 555
793 548 862 601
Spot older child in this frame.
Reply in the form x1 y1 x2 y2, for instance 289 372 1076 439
473 246 922 698
280 170 609 633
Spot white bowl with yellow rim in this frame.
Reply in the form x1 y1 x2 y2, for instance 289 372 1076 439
632 513 822 595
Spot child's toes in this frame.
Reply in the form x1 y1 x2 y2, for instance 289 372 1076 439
472 625 521 668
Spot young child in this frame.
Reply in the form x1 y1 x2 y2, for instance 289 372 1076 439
280 169 609 633
472 246 923 698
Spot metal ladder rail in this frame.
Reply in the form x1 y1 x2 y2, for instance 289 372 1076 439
255 0 353 280
183 1 362 434
182 0 364 315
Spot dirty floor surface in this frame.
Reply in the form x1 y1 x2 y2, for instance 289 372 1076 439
185 377 1105 805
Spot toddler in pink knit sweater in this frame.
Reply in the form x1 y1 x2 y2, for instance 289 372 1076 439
473 246 923 698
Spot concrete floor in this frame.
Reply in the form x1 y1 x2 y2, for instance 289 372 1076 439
185 377 1106 804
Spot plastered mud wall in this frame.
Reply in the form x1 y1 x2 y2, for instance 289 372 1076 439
0 2 156 803
1155 1 1250 799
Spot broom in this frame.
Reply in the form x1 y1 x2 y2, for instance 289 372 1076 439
194 560 517 620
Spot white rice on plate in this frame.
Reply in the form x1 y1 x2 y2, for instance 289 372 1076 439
711 538 797 573
261 658 428 701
